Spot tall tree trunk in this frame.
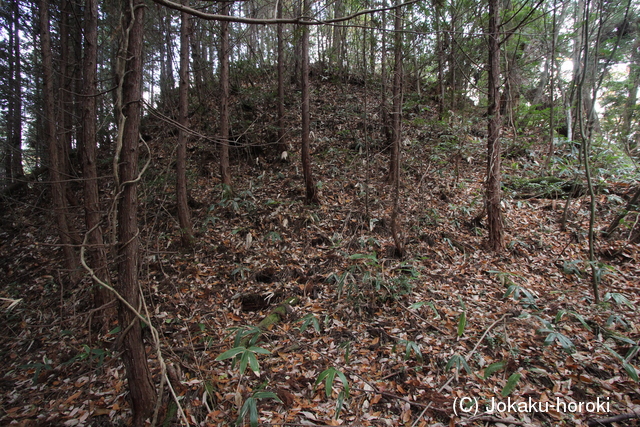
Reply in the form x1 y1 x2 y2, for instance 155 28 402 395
177 0 194 246
277 0 286 152
40 0 80 282
5 9 15 183
301 0 319 204
116 0 157 422
389 0 404 255
622 41 640 153
543 0 558 171
81 0 112 311
9 0 24 181
387 1 402 185
380 7 392 145
60 0 73 179
448 7 458 110
577 2 599 303
190 20 205 104
433 0 445 120
292 0 302 87
219 1 232 187
159 6 175 110
331 0 343 69
486 0 504 252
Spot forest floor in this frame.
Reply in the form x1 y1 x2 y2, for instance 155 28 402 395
1 76 640 427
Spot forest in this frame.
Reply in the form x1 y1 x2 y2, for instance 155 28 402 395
0 0 639 425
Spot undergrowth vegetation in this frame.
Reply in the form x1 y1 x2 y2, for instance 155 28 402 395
1 75 639 426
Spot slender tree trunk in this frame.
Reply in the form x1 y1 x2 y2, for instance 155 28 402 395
219 1 232 187
116 0 157 422
59 0 74 180
292 0 302 87
277 0 286 152
159 6 175 110
331 0 343 69
380 8 392 144
5 13 15 183
486 0 504 252
388 0 404 255
81 0 113 311
448 8 457 110
10 0 24 181
622 42 640 153
603 186 640 238
301 0 319 204
40 0 80 282
543 0 558 171
190 21 204 104
177 0 194 246
387 1 402 185
433 0 445 120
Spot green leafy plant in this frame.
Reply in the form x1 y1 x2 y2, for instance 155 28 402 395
483 361 507 379
62 345 110 368
231 264 251 281
326 270 354 298
218 186 256 214
605 345 639 382
227 325 264 348
501 372 522 397
265 231 282 243
457 296 467 337
489 270 521 287
445 354 472 376
536 321 575 354
603 292 634 309
410 301 441 319
348 252 379 264
457 311 467 337
215 345 271 376
562 260 584 277
235 391 282 427
504 284 538 308
315 367 350 419
554 310 592 331
339 341 352 364
589 261 616 286
21 357 53 384
398 339 423 362
605 313 630 329
299 314 321 334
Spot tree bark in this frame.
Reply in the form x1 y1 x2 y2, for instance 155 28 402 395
486 0 505 252
116 0 157 422
331 0 344 69
433 0 445 120
387 1 402 185
159 6 176 110
219 1 232 187
380 7 392 144
543 0 558 171
603 186 640 238
189 20 205 105
7 0 24 181
177 0 194 246
622 41 640 153
277 0 286 152
300 0 319 204
40 0 80 282
81 0 113 311
389 0 404 256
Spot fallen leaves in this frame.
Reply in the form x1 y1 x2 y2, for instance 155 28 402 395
1 79 639 427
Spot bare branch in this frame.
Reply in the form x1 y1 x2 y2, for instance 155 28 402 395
151 0 420 25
